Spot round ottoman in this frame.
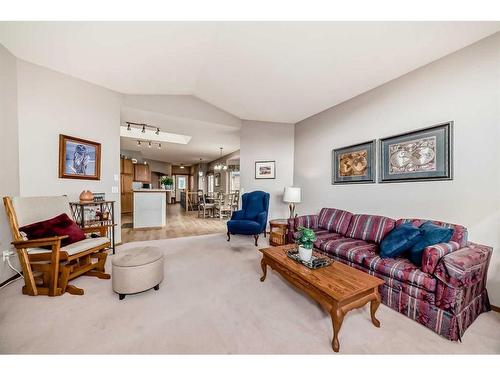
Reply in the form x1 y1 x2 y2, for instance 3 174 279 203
112 247 164 300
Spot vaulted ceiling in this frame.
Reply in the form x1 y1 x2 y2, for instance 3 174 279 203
1 21 499 123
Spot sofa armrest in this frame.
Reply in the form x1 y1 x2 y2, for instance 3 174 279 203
230 210 245 220
434 242 492 288
421 241 460 274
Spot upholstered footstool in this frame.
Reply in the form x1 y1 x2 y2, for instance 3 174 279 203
112 247 164 300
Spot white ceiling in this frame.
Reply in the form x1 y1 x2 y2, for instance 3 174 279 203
1 22 499 123
120 106 240 165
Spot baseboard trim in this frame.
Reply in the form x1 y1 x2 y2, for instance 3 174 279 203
491 304 500 313
0 273 22 288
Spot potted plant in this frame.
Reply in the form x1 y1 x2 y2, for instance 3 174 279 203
295 226 317 262
160 176 173 190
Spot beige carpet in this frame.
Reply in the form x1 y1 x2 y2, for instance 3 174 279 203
1 233 499 354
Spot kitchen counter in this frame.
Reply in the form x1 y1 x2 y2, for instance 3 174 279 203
133 190 168 228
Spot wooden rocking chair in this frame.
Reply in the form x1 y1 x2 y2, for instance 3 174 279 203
3 196 111 296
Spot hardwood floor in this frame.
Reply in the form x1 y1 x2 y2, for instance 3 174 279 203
120 203 228 243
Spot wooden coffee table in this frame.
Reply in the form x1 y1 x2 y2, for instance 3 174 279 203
259 244 384 352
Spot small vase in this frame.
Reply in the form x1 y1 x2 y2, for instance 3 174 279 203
79 190 94 202
298 245 312 262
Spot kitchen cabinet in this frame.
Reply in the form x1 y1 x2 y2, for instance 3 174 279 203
121 158 133 175
134 164 151 183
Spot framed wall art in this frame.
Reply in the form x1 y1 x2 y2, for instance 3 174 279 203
59 134 101 180
255 161 275 179
379 121 453 183
332 140 375 184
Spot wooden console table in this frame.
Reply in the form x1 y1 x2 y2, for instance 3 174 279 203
259 244 384 352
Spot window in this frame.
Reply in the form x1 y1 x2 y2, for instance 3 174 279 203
230 171 240 193
198 176 205 193
177 176 186 190
207 174 214 193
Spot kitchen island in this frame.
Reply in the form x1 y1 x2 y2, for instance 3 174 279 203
133 189 169 228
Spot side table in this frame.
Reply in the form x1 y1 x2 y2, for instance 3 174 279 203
269 219 289 246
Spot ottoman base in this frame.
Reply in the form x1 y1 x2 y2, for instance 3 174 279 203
118 283 160 300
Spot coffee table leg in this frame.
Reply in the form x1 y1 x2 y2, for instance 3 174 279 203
370 290 381 328
260 259 267 282
330 306 344 353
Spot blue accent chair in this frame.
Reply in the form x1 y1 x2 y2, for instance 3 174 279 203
227 191 270 246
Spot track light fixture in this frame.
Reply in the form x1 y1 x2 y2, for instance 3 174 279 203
158 143 161 149
155 127 160 135
148 141 152 148
127 123 131 131
142 125 146 133
137 140 141 147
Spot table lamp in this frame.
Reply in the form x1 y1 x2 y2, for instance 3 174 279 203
283 186 301 218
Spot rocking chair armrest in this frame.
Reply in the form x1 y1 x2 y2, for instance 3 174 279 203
12 236 68 249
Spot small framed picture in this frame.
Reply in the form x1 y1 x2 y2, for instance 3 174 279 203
255 161 275 179
332 140 376 184
59 134 101 180
379 122 453 183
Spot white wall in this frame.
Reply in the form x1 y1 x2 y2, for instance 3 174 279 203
240 120 294 222
0 44 20 283
16 60 123 242
294 33 500 304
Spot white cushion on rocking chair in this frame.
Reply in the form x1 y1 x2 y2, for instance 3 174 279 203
27 237 110 256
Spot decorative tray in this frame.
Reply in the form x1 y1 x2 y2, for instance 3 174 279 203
286 249 333 270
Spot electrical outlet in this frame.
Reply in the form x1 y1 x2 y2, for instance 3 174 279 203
2 250 13 261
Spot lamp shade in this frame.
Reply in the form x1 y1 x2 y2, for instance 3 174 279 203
283 186 301 203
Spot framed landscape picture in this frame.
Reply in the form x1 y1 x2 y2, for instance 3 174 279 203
59 134 101 180
332 140 375 184
255 161 275 179
379 121 453 183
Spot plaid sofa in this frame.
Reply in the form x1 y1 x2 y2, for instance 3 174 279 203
287 208 492 341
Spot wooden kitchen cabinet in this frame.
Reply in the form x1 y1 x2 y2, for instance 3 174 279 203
121 158 134 175
134 164 151 182
121 193 133 214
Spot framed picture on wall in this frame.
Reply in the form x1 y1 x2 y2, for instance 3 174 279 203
215 173 221 187
59 134 101 180
255 161 275 179
332 140 376 184
379 121 453 183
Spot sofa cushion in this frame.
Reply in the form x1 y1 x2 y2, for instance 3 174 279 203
19 213 86 246
317 208 353 235
313 231 343 248
346 214 396 243
363 255 437 292
294 215 319 230
380 223 422 258
321 237 378 264
407 221 454 266
396 218 468 247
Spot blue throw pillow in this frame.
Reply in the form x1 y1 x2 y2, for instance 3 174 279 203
380 223 422 258
407 221 454 266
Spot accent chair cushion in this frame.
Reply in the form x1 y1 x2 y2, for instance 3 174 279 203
407 221 454 266
380 223 422 258
346 214 396 244
227 219 261 235
27 237 109 256
317 208 353 235
19 213 86 246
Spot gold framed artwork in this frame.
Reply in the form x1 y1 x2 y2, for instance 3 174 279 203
332 140 375 184
59 134 101 180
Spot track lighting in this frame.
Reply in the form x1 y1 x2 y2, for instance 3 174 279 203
158 143 161 149
148 141 152 148
137 140 141 147
142 125 146 133
127 123 131 131
155 128 160 135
